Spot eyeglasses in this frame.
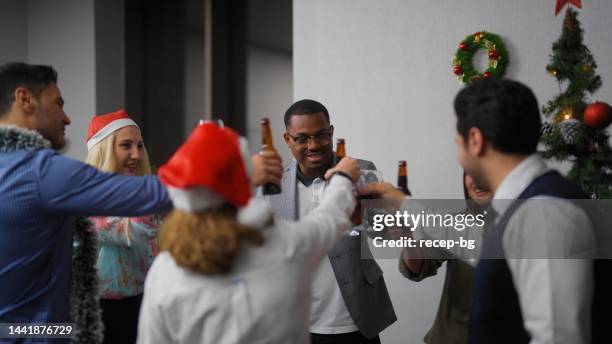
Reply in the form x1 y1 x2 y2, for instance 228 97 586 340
286 131 333 146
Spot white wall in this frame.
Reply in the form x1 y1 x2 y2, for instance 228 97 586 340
294 1 612 343
27 0 96 160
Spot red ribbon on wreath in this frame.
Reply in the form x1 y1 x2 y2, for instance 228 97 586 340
555 0 582 16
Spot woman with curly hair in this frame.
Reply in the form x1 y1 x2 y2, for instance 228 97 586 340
85 109 161 344
137 121 360 344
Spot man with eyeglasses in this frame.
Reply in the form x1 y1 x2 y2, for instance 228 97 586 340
258 99 396 344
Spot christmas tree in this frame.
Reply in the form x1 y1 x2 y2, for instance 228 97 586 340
540 8 612 199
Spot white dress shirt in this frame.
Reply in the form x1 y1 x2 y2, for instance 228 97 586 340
405 154 594 343
491 154 594 344
137 176 355 344
297 177 358 334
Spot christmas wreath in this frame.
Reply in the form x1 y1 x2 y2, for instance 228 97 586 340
452 31 509 84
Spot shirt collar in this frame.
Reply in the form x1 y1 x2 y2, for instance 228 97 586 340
491 153 550 216
296 165 318 187
295 158 334 187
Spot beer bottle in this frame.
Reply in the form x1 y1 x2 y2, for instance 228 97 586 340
397 160 412 196
260 118 281 194
336 138 346 164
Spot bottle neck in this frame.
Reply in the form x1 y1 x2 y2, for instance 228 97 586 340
397 165 410 195
262 126 275 150
336 145 345 158
397 175 408 188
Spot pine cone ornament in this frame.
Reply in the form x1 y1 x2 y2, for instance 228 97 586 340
559 118 582 144
541 122 554 136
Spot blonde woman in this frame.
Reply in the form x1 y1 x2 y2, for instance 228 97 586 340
85 109 160 344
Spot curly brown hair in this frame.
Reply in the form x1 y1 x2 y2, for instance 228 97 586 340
159 205 264 274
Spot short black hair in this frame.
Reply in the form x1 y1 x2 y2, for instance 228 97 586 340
454 78 541 155
0 62 58 116
284 99 330 128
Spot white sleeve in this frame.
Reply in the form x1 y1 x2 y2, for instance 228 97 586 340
137 271 172 344
504 200 595 344
289 175 355 262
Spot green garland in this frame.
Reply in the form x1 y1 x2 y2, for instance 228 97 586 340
452 31 509 84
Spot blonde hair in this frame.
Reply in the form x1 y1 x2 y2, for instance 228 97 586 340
85 128 152 176
159 206 264 274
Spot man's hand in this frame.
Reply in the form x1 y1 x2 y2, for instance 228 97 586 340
251 150 283 188
324 157 360 183
324 157 360 224
359 182 407 204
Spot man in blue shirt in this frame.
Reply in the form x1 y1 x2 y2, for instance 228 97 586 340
0 62 282 342
0 62 172 343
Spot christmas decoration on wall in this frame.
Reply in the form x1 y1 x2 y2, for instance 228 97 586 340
539 7 612 199
451 31 509 84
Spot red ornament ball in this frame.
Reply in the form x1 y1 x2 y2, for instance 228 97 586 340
459 42 469 51
584 102 612 129
488 50 498 59
453 66 463 75
483 71 492 78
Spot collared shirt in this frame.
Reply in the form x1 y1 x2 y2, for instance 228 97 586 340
491 154 594 344
404 154 594 343
297 174 358 334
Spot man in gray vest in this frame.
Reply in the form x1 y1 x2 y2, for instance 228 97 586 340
363 79 596 344
258 99 396 344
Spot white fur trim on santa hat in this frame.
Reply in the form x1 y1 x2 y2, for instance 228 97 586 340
87 118 139 151
166 186 226 212
169 187 271 229
165 136 253 213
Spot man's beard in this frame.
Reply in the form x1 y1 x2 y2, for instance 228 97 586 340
469 169 490 193
51 136 67 151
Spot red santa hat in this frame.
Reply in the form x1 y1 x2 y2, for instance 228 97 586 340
87 109 139 151
158 121 252 212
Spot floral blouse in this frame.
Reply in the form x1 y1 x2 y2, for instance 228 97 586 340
89 215 161 299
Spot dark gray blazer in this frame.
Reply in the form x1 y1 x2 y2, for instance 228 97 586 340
257 159 397 338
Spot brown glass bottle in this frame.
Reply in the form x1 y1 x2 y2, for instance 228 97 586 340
260 118 281 194
335 138 346 164
397 160 412 196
